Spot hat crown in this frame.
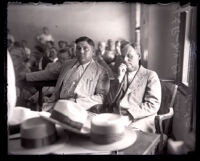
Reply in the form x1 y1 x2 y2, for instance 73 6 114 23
91 113 125 144
53 100 88 124
20 117 57 148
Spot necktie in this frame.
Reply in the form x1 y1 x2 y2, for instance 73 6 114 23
112 74 127 114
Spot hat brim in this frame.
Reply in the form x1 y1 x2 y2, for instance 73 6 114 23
39 113 90 137
75 128 137 151
8 127 69 155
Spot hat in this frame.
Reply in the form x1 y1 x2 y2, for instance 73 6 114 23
8 117 69 154
75 113 137 151
40 100 91 136
20 117 57 148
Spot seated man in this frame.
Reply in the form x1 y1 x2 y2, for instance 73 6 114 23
90 42 161 133
27 49 70 104
22 36 110 111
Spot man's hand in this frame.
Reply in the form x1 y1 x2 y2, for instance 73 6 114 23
117 63 127 83
42 102 55 112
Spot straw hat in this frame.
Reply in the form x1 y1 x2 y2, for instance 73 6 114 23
8 117 69 155
40 100 137 151
77 113 137 151
40 100 91 136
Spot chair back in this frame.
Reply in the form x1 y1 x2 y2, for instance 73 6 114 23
157 80 178 135
158 80 177 114
155 80 178 154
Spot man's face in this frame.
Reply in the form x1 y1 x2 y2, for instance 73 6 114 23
59 42 66 49
21 41 26 47
98 42 106 52
76 41 94 64
58 51 69 64
103 50 115 64
121 45 140 72
43 28 49 34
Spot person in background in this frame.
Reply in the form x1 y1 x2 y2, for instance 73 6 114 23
115 40 121 56
90 41 161 133
7 50 17 123
7 50 50 127
103 39 120 75
58 40 68 50
21 40 31 61
69 41 76 59
96 41 106 56
104 40 128 76
39 43 56 70
36 27 54 45
93 41 114 80
9 42 30 79
106 39 115 51
7 28 15 45
48 47 58 63
58 40 71 60
46 41 55 51
9 42 37 108
27 49 70 106
102 49 117 77
7 29 15 52
35 27 55 68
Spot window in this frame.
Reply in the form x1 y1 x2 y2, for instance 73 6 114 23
177 6 193 91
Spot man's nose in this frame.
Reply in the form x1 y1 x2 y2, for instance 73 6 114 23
79 48 84 54
123 56 128 62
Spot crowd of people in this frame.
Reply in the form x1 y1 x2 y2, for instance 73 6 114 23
7 26 161 133
7 25 195 155
7 27 126 80
7 27 129 108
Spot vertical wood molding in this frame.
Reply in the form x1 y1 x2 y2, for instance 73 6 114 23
140 4 149 68
135 3 141 46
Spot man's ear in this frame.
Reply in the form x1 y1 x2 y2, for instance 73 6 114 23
92 48 95 55
138 54 141 60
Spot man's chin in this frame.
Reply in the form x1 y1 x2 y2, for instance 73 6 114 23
126 66 135 72
79 59 89 65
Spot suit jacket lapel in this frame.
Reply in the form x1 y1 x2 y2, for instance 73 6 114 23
124 66 147 96
80 59 95 80
74 59 96 92
55 60 77 98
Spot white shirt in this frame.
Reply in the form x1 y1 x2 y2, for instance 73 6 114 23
127 70 137 85
60 61 91 99
37 33 54 44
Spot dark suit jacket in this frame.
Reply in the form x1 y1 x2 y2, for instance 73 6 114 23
26 61 63 81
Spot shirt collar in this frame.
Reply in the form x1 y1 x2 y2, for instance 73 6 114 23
127 70 137 82
76 60 91 70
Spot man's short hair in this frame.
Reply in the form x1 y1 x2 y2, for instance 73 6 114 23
58 40 65 44
46 41 54 46
75 36 95 49
59 48 68 53
43 26 48 30
121 41 141 57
